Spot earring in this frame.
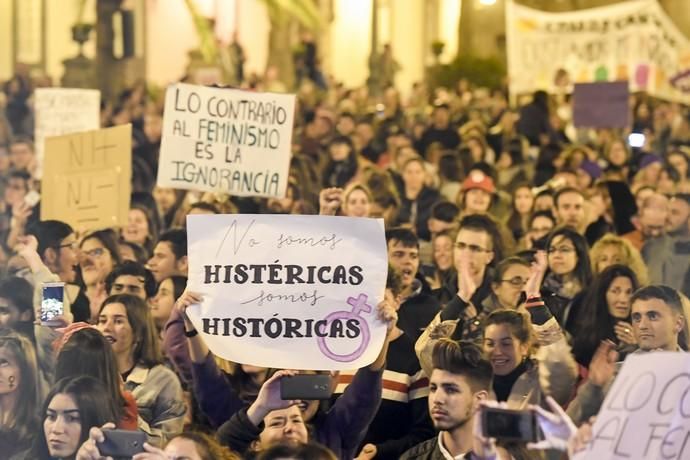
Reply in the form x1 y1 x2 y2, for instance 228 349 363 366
8 376 15 389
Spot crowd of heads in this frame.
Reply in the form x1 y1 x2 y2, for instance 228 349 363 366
1 63 690 459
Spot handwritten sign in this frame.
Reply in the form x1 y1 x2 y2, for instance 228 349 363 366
157 83 295 198
41 125 132 230
34 88 100 177
185 214 388 370
575 353 690 460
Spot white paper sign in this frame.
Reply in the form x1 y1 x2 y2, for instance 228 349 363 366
575 353 690 460
157 83 295 198
34 88 100 177
186 214 388 370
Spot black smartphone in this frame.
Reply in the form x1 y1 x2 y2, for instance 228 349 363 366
481 407 539 443
280 374 332 400
97 429 146 457
41 282 65 325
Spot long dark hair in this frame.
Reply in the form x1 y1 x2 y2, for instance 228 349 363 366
55 328 126 423
545 226 592 288
34 376 118 460
99 294 162 367
571 265 639 367
0 329 39 444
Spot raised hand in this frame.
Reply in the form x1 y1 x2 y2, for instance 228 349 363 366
524 250 547 298
588 341 618 387
527 396 577 452
246 369 299 426
613 321 636 346
319 187 343 216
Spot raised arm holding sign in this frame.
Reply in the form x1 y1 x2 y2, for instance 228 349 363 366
184 214 389 370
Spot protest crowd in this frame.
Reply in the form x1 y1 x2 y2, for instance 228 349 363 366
2 47 690 460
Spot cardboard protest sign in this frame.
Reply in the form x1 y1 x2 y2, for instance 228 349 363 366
41 124 132 230
572 81 630 129
157 83 295 198
34 88 100 177
574 353 690 460
185 214 388 370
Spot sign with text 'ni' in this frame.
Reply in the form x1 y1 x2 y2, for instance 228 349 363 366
157 83 295 198
41 124 131 231
575 352 690 460
34 88 100 178
185 214 388 370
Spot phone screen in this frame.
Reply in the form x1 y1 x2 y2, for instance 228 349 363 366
482 408 538 443
628 133 646 148
41 284 65 323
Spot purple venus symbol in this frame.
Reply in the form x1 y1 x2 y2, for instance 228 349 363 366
317 293 372 362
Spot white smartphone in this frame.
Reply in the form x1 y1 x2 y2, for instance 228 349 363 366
41 282 65 325
24 190 40 208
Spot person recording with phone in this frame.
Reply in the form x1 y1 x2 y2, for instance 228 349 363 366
213 292 398 459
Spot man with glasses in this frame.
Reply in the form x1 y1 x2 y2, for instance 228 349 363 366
433 214 504 341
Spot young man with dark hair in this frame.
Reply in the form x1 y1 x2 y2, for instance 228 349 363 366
567 285 686 425
9 136 35 173
105 260 156 300
386 227 441 342
402 339 506 459
148 229 188 282
553 187 586 234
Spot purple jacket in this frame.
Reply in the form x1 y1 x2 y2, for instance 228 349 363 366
163 309 246 428
217 367 383 459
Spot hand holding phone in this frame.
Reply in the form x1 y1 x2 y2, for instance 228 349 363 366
41 282 65 326
481 406 539 443
280 374 332 400
96 429 146 458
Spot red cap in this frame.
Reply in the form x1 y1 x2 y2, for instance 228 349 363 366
462 170 496 194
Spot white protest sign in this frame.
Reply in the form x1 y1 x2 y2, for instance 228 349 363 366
157 83 295 198
34 88 100 177
186 214 388 370
506 0 690 103
574 352 690 460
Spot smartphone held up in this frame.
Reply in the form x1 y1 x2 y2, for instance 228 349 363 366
481 406 539 443
41 282 65 326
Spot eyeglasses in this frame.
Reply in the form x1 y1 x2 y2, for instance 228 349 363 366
82 247 106 258
454 242 492 254
500 276 528 287
547 246 575 255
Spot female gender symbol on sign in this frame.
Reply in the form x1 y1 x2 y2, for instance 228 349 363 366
317 293 372 362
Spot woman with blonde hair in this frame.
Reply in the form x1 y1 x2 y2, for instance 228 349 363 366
589 233 649 285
